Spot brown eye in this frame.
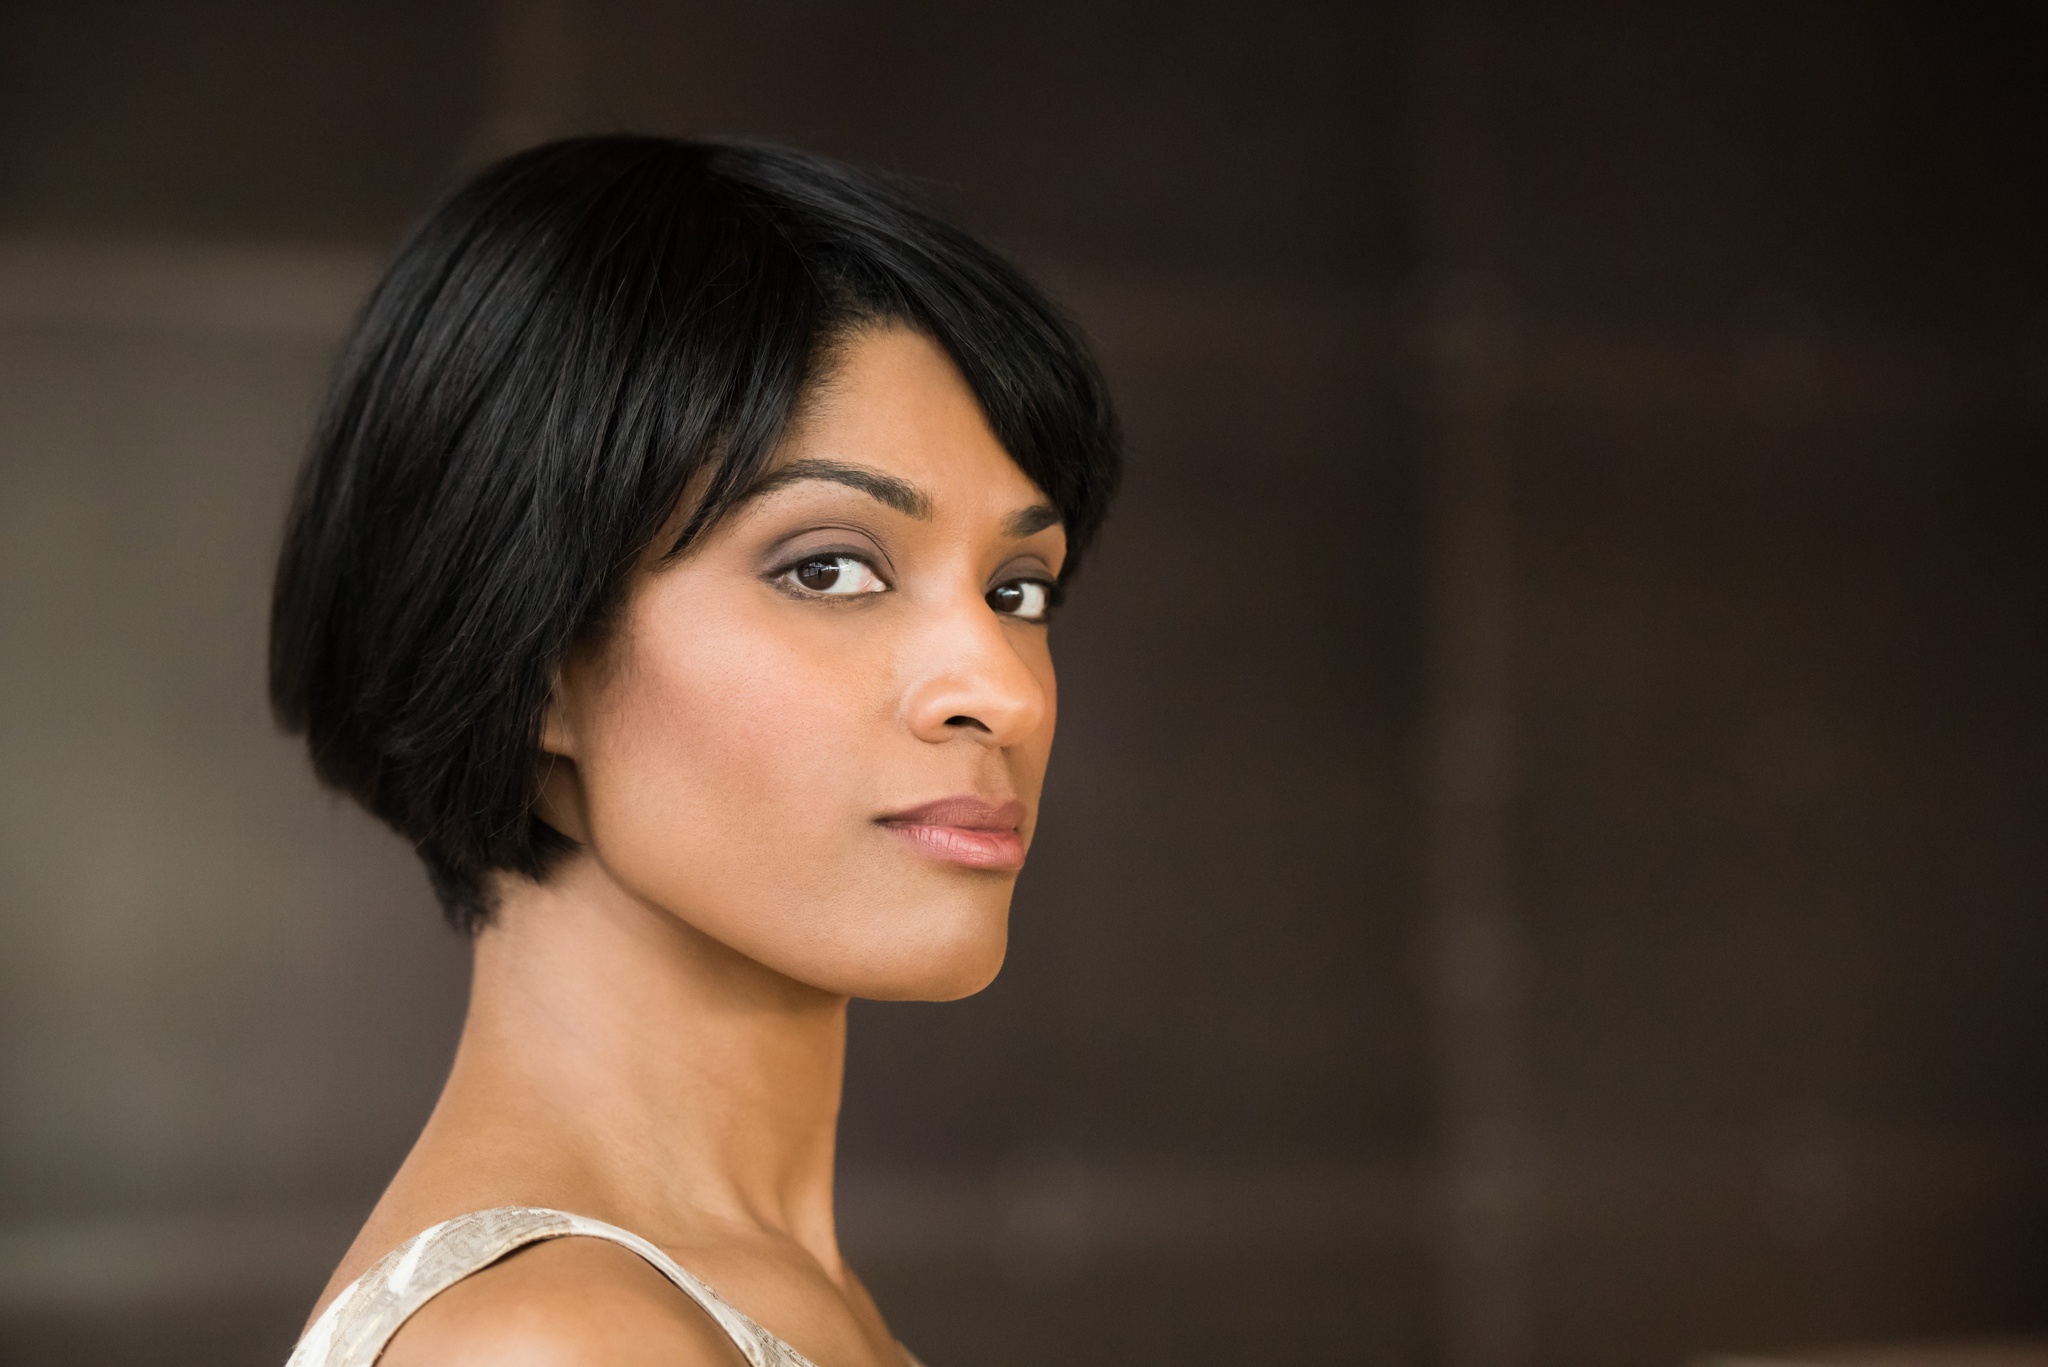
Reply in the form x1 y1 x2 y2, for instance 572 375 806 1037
987 579 1052 622
779 554 887 598
795 558 840 591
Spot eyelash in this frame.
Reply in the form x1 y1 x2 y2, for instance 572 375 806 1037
988 576 1061 624
769 553 1060 623
772 552 891 601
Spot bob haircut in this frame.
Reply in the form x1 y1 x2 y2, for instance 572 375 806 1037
269 136 1120 932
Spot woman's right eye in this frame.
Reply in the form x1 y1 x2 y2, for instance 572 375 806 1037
779 554 889 598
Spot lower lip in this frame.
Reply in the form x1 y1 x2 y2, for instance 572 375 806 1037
880 822 1026 871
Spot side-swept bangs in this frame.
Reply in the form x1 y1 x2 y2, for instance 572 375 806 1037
268 136 1120 930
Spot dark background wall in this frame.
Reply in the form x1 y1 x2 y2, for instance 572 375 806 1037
0 4 2041 1366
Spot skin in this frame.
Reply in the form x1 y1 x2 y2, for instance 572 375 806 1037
311 326 1068 1366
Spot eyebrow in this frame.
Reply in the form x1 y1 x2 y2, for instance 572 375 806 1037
740 459 1066 540
739 459 932 519
1004 503 1063 538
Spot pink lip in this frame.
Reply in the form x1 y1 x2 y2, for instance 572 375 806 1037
877 796 1028 871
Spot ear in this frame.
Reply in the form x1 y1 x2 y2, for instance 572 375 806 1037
540 694 577 760
533 750 590 844
538 653 586 759
534 673 590 842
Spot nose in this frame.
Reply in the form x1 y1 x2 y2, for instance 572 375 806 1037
900 598 1051 748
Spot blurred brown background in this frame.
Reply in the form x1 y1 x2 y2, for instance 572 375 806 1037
0 2 2043 1365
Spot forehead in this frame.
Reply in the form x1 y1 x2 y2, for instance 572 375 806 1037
779 326 1047 511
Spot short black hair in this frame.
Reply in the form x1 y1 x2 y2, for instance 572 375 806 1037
269 136 1120 931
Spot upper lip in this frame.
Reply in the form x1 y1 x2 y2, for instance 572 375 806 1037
877 796 1026 831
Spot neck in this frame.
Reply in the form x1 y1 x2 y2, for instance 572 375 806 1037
429 853 850 1271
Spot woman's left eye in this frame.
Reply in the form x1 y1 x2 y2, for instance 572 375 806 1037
781 555 888 598
986 579 1054 622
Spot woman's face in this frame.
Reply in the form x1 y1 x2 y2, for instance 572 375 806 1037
540 326 1065 1000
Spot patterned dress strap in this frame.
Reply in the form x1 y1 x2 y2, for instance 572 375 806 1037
284 1206 820 1367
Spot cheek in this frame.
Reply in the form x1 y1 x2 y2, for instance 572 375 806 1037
566 585 1035 1000
1013 642 1058 795
582 606 879 902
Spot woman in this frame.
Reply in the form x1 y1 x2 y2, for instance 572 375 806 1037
270 136 1119 1366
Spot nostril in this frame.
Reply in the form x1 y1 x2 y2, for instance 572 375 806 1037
944 715 990 731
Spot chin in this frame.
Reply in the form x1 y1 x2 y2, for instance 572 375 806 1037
891 941 1008 1003
834 891 1012 1002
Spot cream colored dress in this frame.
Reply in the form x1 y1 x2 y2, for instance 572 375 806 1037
285 1205 856 1367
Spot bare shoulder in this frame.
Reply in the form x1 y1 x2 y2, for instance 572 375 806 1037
378 1235 750 1367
